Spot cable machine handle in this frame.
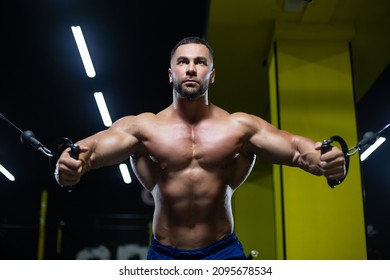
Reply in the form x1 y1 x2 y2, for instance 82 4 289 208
321 136 350 188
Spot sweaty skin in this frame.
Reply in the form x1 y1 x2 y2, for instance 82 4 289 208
57 43 345 250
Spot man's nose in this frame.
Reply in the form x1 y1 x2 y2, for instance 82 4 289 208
186 62 196 75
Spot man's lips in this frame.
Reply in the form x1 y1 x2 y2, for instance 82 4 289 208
183 80 198 85
184 79 198 83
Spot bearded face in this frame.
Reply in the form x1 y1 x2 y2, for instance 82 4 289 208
169 43 214 101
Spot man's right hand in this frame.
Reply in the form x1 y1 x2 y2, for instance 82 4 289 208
54 146 88 187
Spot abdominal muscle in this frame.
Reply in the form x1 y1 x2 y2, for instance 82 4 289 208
149 167 236 250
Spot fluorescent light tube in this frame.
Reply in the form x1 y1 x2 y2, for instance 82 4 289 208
119 163 132 184
360 137 386 161
71 26 96 78
94 92 112 127
0 164 15 181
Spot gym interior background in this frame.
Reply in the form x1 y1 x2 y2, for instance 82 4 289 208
1 0 389 260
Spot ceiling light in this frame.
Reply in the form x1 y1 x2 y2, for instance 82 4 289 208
71 26 96 78
119 163 132 184
0 164 15 181
360 137 386 161
94 92 112 127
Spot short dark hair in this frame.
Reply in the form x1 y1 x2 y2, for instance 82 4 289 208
170 36 214 62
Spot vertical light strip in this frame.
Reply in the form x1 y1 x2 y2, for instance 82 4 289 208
0 164 15 181
71 26 96 78
360 137 386 161
37 189 48 260
119 163 132 184
94 92 113 127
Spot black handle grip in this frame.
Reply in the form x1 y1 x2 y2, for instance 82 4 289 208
321 139 336 187
321 139 333 154
67 144 80 193
321 136 350 188
69 144 80 160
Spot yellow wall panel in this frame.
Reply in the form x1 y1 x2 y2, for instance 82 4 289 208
275 40 366 259
234 168 276 259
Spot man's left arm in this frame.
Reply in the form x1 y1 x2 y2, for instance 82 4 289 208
242 114 345 181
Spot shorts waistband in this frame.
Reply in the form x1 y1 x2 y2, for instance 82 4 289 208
150 232 239 259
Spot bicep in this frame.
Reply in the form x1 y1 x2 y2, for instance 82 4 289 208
240 112 299 165
78 118 140 169
243 115 321 173
247 118 299 166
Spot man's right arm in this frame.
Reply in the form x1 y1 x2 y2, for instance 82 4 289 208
56 115 141 186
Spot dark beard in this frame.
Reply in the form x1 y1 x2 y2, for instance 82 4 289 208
174 82 207 100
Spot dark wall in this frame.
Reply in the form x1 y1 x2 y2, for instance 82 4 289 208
357 63 390 260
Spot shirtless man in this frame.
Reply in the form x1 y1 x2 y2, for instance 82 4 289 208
56 37 346 260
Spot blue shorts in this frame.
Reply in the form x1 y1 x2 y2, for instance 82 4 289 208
147 232 246 260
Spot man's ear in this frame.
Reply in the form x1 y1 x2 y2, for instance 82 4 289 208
168 68 172 83
210 68 215 83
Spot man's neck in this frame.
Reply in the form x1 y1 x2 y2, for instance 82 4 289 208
172 93 211 124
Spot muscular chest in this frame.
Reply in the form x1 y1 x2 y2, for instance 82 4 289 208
142 121 244 169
